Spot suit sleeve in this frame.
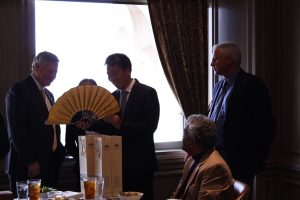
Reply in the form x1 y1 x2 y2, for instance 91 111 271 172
197 164 233 200
0 113 9 158
6 86 36 165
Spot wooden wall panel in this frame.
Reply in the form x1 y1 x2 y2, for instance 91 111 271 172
0 0 35 114
285 0 300 156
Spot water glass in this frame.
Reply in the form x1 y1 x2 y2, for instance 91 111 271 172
16 181 28 200
96 177 104 199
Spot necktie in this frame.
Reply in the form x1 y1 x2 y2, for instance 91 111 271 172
41 89 57 152
209 80 228 121
120 90 129 117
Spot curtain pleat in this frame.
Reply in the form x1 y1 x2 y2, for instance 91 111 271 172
148 0 208 118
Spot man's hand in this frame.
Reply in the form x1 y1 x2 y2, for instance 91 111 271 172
27 161 40 177
75 117 93 130
103 114 121 129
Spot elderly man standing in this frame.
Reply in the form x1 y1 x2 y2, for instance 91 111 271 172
171 114 234 200
5 51 65 195
209 42 274 190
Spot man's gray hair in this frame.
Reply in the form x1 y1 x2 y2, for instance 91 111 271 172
184 114 216 149
213 42 241 66
31 51 59 70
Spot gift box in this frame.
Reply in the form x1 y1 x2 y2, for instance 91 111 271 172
78 133 122 197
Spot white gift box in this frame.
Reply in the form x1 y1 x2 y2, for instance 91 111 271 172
78 132 122 197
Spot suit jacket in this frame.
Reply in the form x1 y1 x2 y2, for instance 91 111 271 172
0 113 9 159
111 80 160 173
172 150 234 200
5 76 65 183
211 69 275 179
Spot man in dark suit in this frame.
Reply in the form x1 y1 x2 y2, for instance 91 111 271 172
102 53 160 200
208 42 274 189
5 51 65 195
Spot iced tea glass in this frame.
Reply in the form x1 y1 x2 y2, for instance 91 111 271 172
27 179 41 200
83 176 97 200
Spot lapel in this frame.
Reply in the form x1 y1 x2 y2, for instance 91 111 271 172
26 76 49 110
182 150 214 197
122 80 139 116
226 69 246 115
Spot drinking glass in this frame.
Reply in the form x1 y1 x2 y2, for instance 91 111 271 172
27 179 41 200
83 176 97 200
16 181 28 200
96 177 104 200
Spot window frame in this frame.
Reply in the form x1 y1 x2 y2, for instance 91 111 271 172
35 0 184 150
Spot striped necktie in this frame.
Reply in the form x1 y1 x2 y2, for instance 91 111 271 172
209 80 228 121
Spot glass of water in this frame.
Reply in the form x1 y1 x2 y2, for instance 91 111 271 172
96 177 104 200
16 181 28 200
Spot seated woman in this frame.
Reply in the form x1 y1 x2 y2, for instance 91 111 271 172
171 114 234 200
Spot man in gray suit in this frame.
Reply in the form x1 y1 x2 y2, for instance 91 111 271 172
5 51 65 195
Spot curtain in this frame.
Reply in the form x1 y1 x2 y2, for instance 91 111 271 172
0 0 35 113
148 0 208 118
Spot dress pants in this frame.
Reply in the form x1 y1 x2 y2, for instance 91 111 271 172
123 171 154 200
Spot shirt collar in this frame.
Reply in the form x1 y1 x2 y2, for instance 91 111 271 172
120 78 135 93
31 74 43 90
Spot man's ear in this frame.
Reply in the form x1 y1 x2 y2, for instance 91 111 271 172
226 56 234 65
126 69 131 75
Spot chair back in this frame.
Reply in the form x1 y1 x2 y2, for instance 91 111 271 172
233 180 250 200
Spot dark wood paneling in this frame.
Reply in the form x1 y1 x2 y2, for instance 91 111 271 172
0 0 35 113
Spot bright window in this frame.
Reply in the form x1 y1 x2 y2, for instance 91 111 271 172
35 1 184 146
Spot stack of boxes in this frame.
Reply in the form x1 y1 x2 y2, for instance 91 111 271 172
78 132 122 197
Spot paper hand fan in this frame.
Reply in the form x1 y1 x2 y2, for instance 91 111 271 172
46 85 120 125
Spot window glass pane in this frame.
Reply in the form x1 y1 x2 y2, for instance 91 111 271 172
35 1 184 144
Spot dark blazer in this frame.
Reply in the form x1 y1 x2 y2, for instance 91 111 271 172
5 76 65 185
211 69 274 180
0 113 9 159
111 80 160 173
